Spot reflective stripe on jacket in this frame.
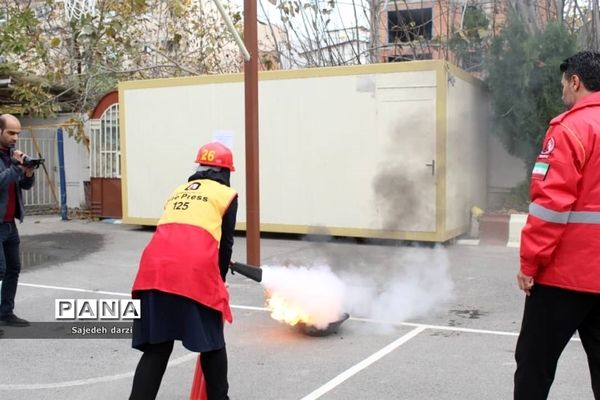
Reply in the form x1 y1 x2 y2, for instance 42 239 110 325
520 91 600 293
132 179 237 322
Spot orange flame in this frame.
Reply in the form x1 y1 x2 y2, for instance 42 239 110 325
266 293 311 326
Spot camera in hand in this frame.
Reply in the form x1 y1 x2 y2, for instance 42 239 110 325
22 156 44 169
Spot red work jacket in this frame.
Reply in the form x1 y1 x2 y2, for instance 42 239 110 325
132 179 237 322
520 91 600 293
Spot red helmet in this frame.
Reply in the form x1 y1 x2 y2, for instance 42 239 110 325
195 142 235 171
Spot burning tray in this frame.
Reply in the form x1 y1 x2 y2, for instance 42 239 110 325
296 313 350 337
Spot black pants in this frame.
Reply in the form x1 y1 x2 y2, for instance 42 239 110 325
129 341 229 400
514 284 600 400
0 221 21 318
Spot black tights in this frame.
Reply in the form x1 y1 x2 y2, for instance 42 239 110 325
129 341 229 400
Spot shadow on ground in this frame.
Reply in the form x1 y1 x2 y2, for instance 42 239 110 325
19 231 104 271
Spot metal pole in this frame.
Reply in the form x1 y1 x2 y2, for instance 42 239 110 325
244 0 260 265
212 0 251 61
57 128 68 221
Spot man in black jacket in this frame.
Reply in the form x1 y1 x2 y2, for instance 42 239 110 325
0 114 35 336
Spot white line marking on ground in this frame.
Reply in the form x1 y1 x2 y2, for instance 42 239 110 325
352 317 519 337
19 283 130 297
0 353 197 390
17 282 581 342
350 317 581 342
300 326 427 400
17 282 524 337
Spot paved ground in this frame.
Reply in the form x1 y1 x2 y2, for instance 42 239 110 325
0 216 594 399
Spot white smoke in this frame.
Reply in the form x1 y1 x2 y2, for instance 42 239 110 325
342 245 453 325
260 245 453 332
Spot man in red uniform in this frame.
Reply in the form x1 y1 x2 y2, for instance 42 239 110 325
129 142 237 400
515 51 600 399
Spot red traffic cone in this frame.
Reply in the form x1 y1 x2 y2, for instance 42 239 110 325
189 354 207 400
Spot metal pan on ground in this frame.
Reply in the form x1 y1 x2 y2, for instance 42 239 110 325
296 313 350 337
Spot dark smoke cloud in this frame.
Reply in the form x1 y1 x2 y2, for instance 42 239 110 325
372 165 420 230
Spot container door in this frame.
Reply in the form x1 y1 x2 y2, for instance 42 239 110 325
375 76 437 233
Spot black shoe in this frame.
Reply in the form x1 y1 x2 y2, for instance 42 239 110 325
0 328 4 337
0 314 30 327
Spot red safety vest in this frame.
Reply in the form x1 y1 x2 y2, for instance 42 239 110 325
132 179 237 322
521 91 600 293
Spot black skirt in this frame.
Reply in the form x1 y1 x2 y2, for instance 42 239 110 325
132 290 225 353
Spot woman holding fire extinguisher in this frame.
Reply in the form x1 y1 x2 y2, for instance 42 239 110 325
129 142 238 400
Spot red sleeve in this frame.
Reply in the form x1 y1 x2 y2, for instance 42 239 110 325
520 123 586 276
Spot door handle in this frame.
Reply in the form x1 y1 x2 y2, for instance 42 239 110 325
426 160 435 176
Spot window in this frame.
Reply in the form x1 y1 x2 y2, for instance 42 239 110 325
387 53 432 62
388 8 433 43
91 104 120 178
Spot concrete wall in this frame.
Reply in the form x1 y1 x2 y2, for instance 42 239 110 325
486 133 527 209
446 66 488 232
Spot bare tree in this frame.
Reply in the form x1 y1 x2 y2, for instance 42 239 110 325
259 0 375 67
561 0 600 51
506 0 539 31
